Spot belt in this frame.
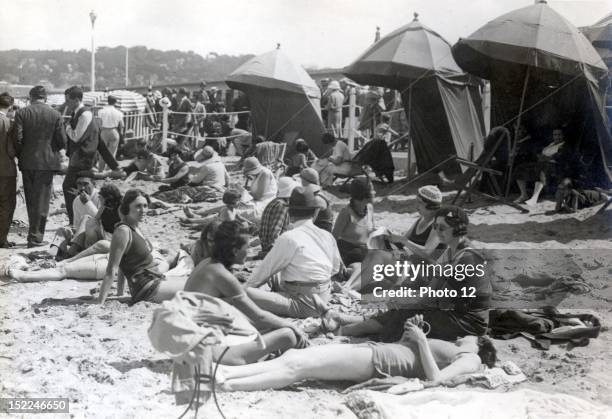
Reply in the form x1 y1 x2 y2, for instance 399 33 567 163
283 280 331 293
101 126 119 130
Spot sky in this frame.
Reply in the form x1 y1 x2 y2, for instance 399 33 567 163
1 0 609 68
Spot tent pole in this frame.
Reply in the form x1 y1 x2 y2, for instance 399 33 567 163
407 85 413 180
504 66 531 198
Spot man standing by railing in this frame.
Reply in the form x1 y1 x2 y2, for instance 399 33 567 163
96 95 124 171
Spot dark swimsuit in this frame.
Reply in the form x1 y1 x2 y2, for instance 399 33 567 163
117 223 163 303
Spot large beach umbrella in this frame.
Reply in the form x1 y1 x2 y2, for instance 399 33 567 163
107 90 147 113
344 14 486 175
453 0 612 189
344 13 464 90
226 47 327 155
581 13 612 49
452 0 608 82
581 13 612 68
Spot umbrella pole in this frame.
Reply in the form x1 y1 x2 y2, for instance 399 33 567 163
504 66 530 198
407 85 413 180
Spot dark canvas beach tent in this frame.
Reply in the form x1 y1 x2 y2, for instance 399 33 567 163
226 48 327 156
344 14 487 174
452 0 611 188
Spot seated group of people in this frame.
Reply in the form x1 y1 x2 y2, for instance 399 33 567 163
511 126 608 210
6 176 498 390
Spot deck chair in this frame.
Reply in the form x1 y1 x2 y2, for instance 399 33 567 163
255 141 287 178
451 126 528 213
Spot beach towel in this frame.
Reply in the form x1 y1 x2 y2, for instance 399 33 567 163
344 389 611 419
148 292 262 404
344 361 526 394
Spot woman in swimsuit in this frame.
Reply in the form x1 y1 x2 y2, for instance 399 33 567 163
215 316 496 391
183 221 309 365
333 178 376 265
345 185 443 291
98 189 190 304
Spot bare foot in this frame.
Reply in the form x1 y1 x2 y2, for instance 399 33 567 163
525 197 538 206
513 195 528 203
182 206 195 218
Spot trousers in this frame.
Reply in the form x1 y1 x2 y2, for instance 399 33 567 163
62 171 79 225
21 170 54 245
0 176 16 244
97 128 120 171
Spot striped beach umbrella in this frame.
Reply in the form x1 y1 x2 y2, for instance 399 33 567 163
46 94 65 107
107 90 146 113
82 91 108 107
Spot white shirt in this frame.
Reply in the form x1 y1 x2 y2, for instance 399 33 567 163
98 105 124 129
332 140 352 163
248 219 341 287
66 104 93 143
72 189 100 229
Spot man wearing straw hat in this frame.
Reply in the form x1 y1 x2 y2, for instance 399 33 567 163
246 187 341 318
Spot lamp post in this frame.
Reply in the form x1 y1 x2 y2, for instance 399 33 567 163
89 10 97 92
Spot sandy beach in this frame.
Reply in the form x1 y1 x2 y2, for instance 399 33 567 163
1 163 611 418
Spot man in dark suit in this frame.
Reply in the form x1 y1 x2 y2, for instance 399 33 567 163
15 86 66 247
0 93 17 248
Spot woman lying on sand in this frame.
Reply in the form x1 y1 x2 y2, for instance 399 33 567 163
184 221 309 365
216 316 496 391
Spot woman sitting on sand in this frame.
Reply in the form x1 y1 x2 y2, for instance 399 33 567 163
54 183 123 261
329 205 492 343
8 190 192 304
215 316 496 391
332 178 376 265
344 185 444 291
98 189 192 304
184 221 309 365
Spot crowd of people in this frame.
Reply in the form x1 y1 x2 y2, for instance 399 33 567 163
0 82 607 396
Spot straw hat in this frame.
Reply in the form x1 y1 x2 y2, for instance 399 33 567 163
328 80 341 90
194 146 216 161
243 157 263 176
417 185 442 205
299 168 319 185
277 177 299 199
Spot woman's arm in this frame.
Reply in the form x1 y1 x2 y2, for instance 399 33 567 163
404 323 480 384
216 271 308 346
98 226 130 304
161 165 190 184
332 207 349 240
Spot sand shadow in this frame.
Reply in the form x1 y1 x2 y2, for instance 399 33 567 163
470 211 612 244
109 359 173 374
32 296 132 308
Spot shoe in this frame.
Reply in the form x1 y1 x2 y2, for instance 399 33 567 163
0 241 15 248
27 240 49 248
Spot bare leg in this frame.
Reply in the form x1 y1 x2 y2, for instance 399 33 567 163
337 318 384 337
220 345 375 391
10 254 108 282
525 181 545 206
63 240 110 264
215 328 297 366
514 180 528 203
